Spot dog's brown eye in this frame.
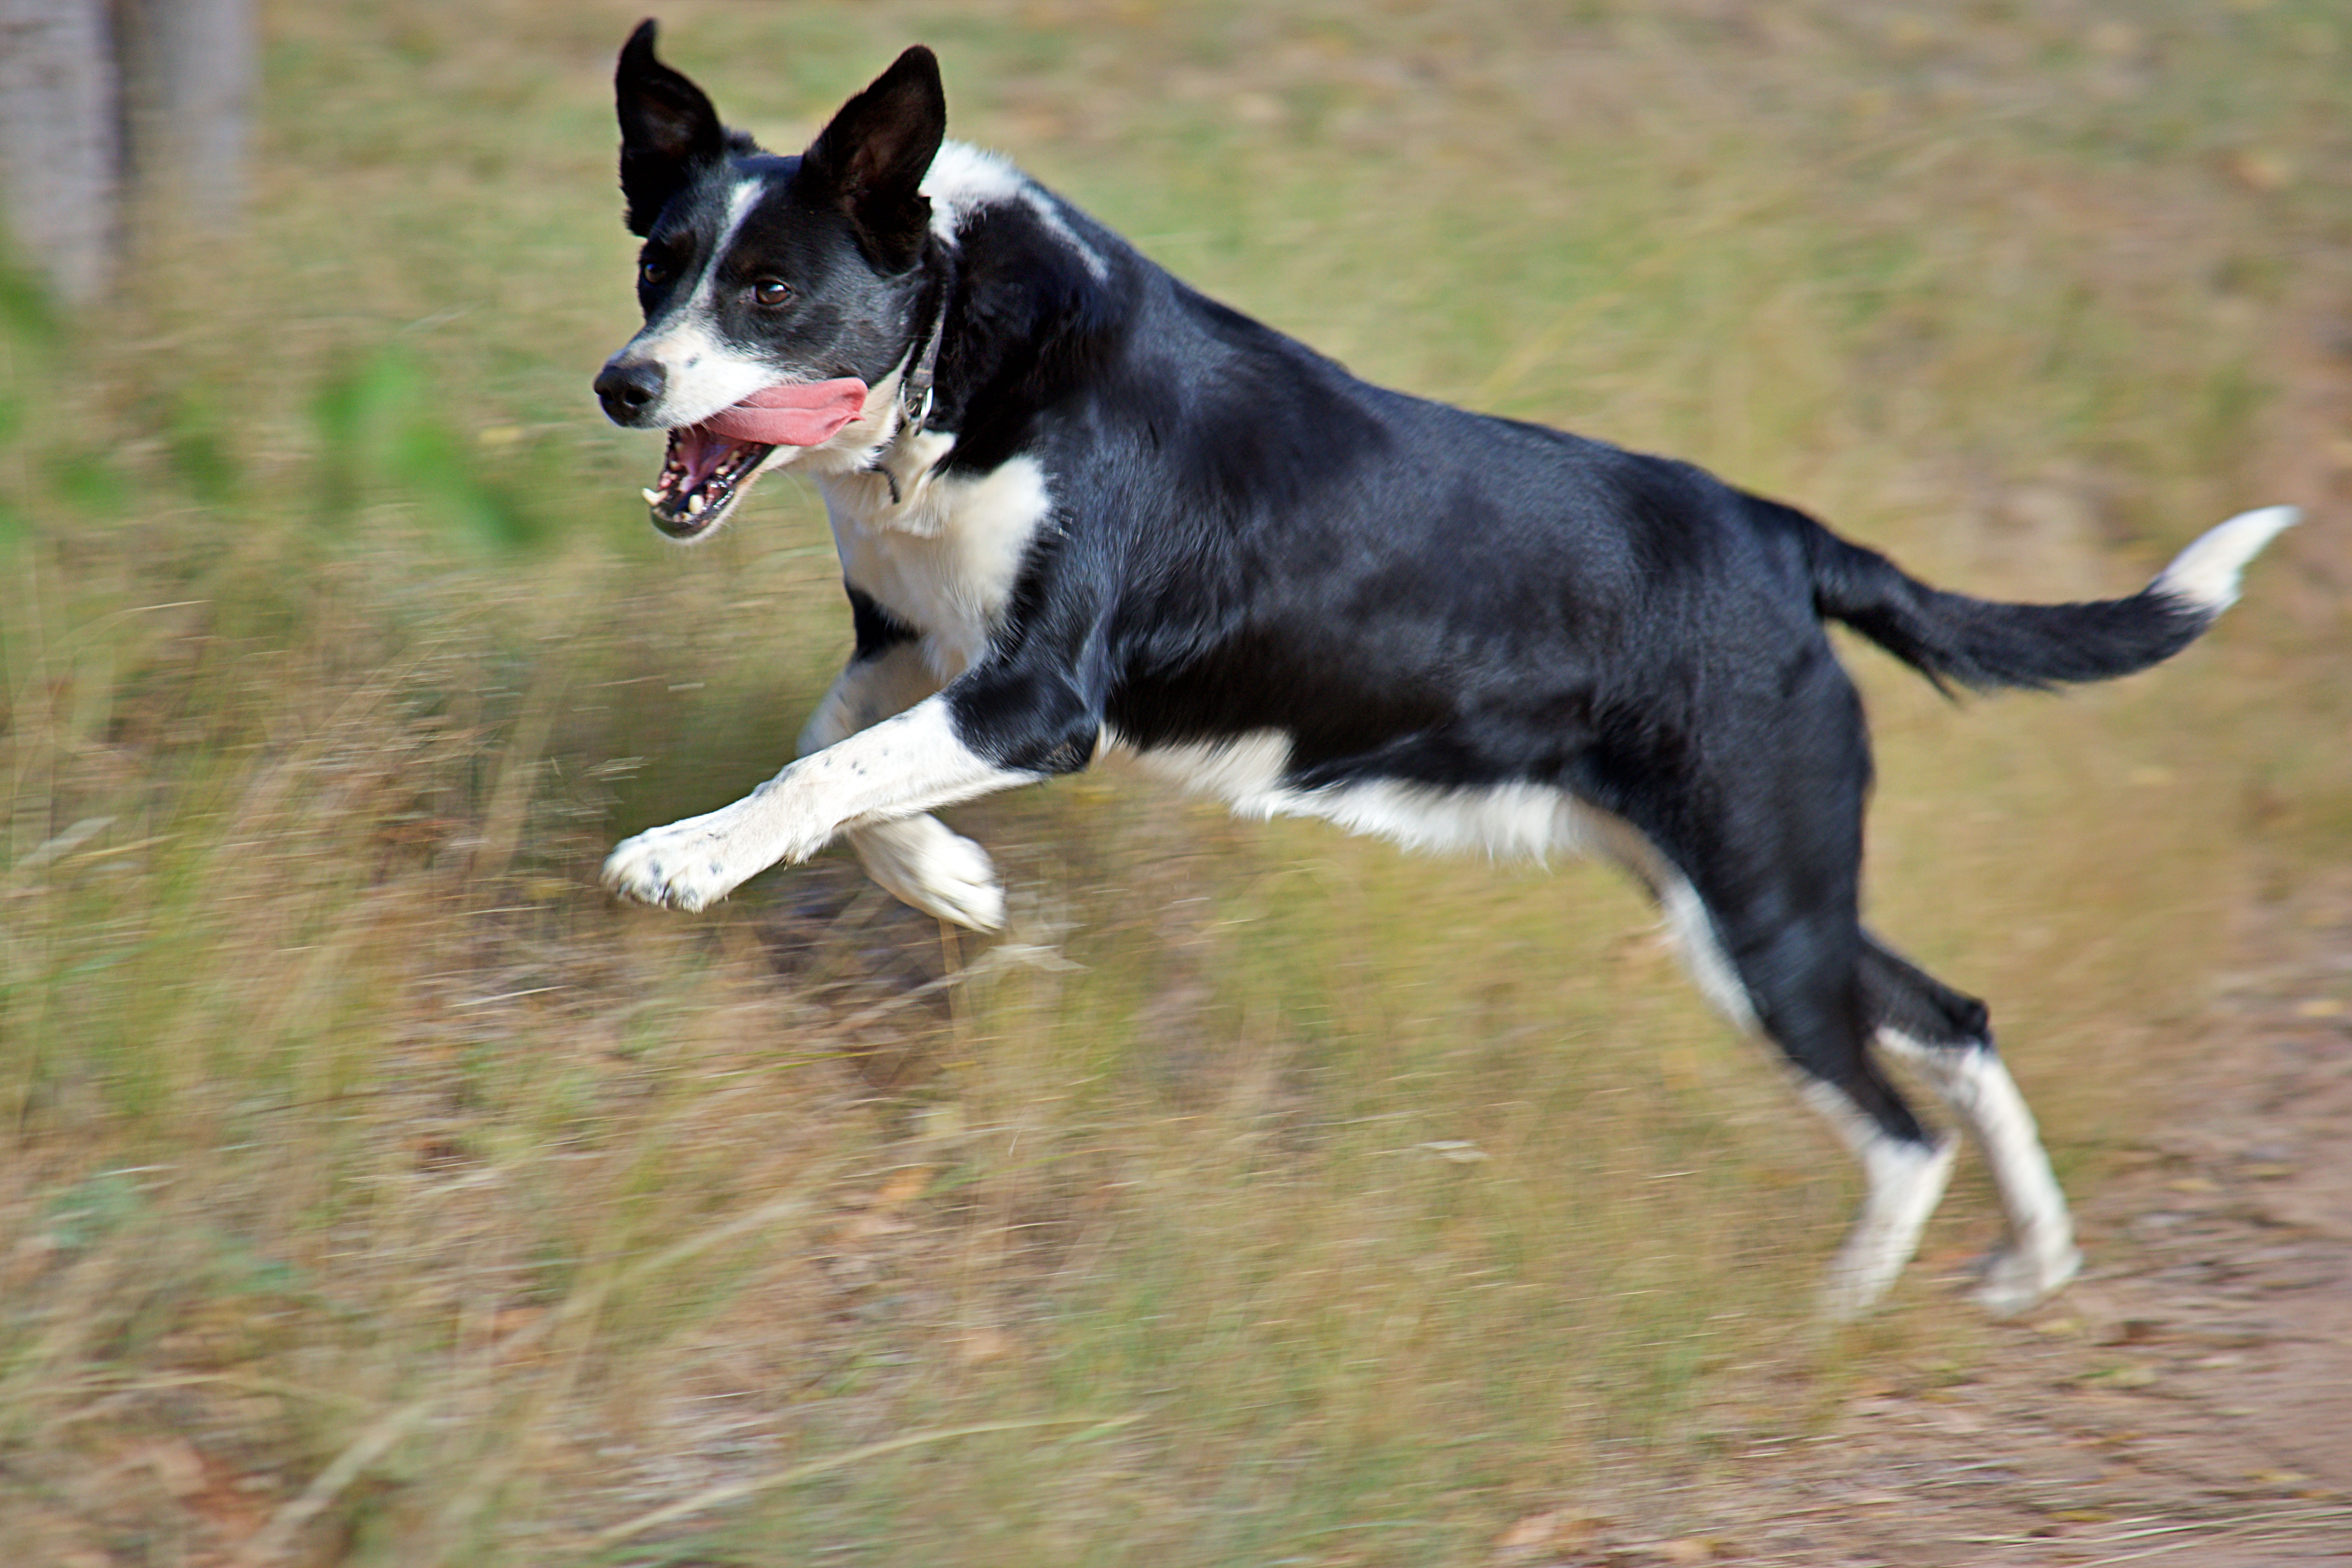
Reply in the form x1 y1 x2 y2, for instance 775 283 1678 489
639 258 669 287
753 278 793 307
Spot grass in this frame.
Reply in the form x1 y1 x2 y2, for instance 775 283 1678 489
3 0 2348 1562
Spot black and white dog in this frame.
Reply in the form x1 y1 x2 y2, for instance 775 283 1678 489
592 22 2292 1318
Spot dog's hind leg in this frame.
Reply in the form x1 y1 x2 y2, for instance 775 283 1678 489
1656 862 1956 1318
1861 938 2080 1316
1612 835 1958 1316
1709 907 1957 1318
1797 1071 1960 1321
1604 660 1956 1318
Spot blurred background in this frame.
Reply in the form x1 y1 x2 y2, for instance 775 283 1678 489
2 2 2347 1563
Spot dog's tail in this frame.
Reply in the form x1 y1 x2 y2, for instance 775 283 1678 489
1804 505 2297 693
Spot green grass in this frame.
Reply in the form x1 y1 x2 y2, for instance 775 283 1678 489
2 1 2347 1562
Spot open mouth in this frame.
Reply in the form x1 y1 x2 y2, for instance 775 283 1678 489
637 377 871 540
645 425 775 539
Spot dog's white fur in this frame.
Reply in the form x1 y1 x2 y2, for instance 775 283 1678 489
1803 1079 1962 1321
1878 1029 2082 1314
827 450 1058 680
603 694 1036 913
2152 504 2298 614
794 640 1004 929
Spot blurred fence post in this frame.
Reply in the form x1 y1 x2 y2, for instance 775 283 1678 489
0 0 254 305
0 0 122 302
117 0 256 226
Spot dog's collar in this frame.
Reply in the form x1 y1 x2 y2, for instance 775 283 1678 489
858 253 952 505
896 249 952 441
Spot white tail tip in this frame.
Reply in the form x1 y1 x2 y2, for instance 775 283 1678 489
2154 504 2299 615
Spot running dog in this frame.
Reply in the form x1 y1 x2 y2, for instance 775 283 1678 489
592 22 2293 1317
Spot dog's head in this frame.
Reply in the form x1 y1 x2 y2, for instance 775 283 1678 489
593 22 946 540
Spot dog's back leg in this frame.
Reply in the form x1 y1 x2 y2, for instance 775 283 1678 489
1601 662 1957 1318
1860 938 2081 1316
1686 887 1957 1320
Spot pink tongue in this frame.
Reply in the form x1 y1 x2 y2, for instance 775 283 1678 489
697 378 869 447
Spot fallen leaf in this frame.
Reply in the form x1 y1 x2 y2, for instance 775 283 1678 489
492 1304 546 1340
138 1438 207 1499
875 1166 932 1209
2227 147 2296 191
1494 1509 1603 1558
2089 1363 2158 1390
958 1327 1016 1364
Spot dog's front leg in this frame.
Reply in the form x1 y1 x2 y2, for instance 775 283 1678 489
797 644 1006 930
602 691 1048 913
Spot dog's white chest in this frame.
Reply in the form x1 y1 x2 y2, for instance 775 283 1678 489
822 449 1055 680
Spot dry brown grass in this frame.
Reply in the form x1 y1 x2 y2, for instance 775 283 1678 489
3 1 2347 1563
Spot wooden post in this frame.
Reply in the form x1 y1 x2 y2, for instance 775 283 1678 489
0 0 123 301
0 0 254 305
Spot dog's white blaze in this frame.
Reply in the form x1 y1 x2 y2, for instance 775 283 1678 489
717 176 766 257
623 314 780 430
621 180 785 431
1876 1030 2080 1314
2152 504 2298 615
922 140 1108 280
824 452 1056 681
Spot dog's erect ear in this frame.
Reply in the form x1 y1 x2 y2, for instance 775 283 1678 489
802 46 947 273
615 20 726 236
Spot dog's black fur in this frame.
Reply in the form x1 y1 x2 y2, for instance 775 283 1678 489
593 23 2290 1314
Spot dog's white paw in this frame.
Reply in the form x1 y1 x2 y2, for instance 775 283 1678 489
603 811 759 911
851 815 1005 931
1815 1134 1958 1321
1971 1240 2082 1318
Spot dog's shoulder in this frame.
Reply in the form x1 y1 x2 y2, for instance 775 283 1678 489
816 144 1142 668
922 142 1112 282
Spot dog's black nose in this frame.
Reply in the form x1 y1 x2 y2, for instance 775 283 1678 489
594 358 666 424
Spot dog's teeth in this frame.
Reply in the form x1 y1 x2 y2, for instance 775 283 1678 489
687 493 707 515
642 488 663 506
